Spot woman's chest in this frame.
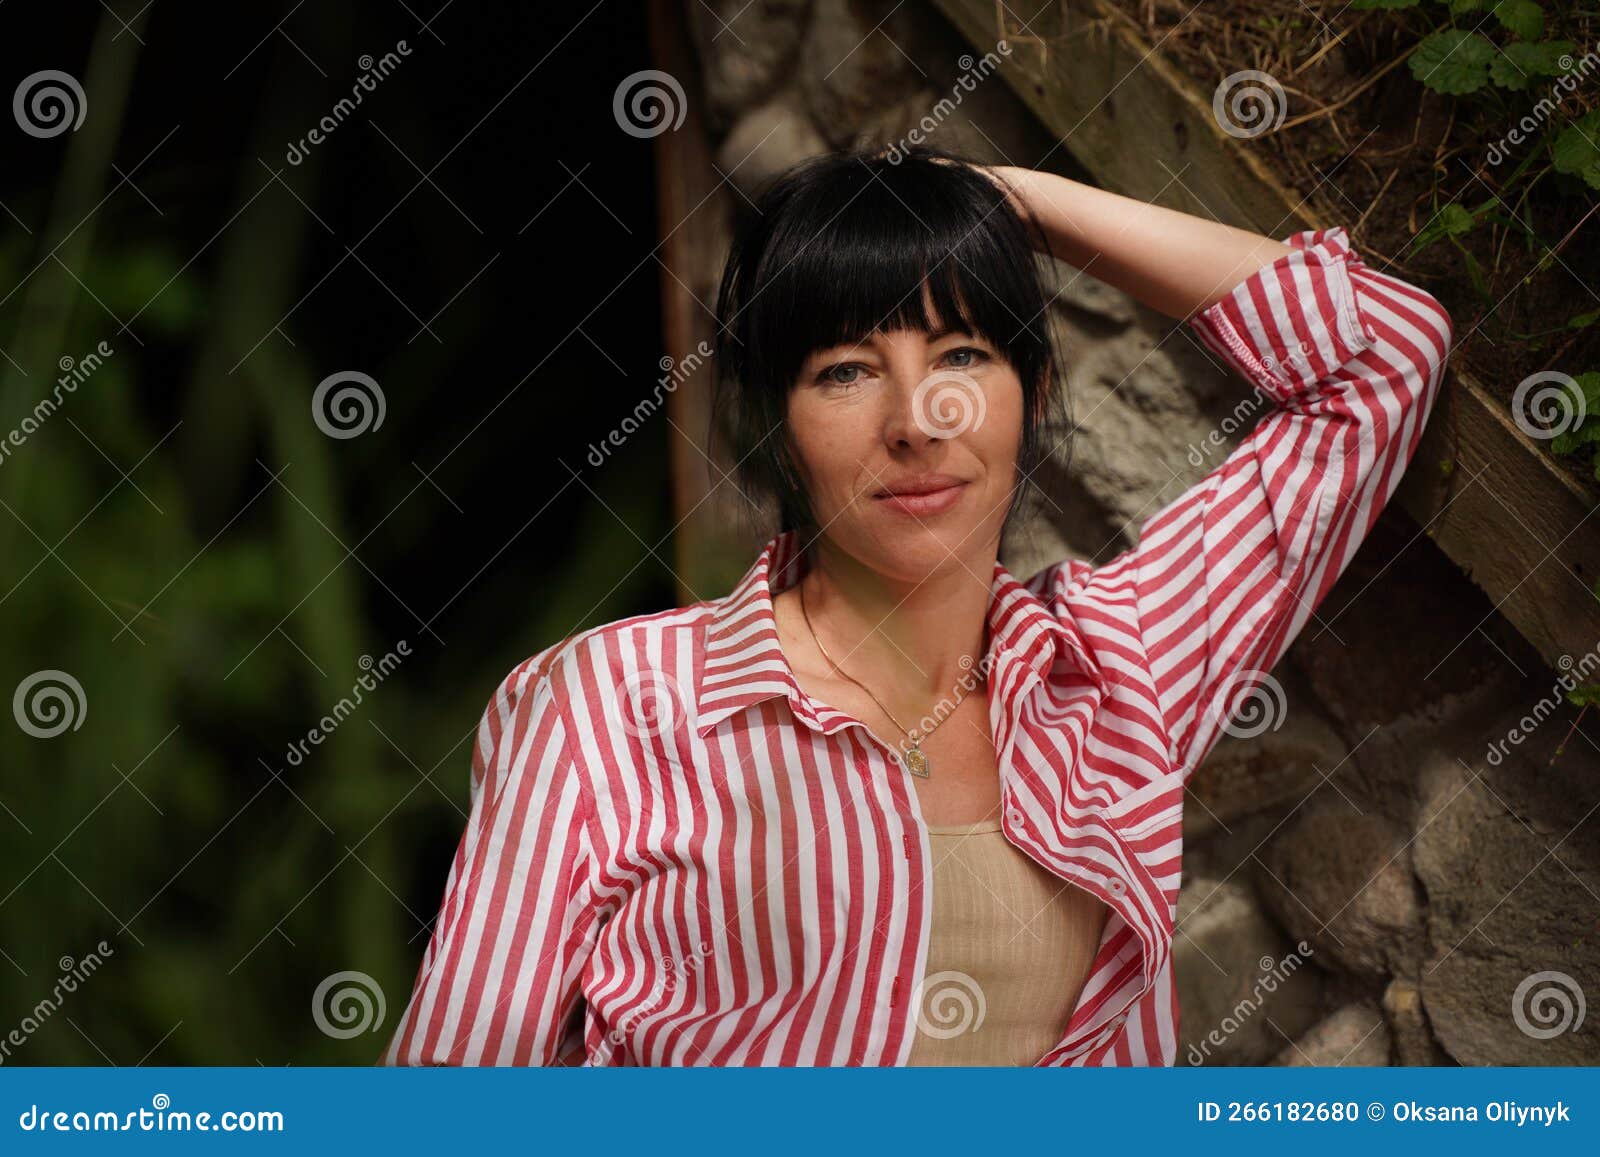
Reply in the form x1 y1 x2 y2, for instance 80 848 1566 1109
900 690 1005 827
614 678 1183 907
781 670 1002 827
583 698 1182 1064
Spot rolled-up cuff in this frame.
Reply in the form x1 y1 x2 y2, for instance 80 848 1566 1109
1188 225 1377 400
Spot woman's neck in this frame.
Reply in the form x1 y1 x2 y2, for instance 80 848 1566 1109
783 535 995 702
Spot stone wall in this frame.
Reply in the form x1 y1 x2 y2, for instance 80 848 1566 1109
680 0 1600 1065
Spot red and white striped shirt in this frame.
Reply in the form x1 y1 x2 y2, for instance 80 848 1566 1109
383 227 1453 1066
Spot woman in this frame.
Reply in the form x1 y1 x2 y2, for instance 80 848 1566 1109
382 145 1453 1066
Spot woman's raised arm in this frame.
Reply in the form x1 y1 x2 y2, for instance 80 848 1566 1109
984 163 1298 320
1082 225 1455 777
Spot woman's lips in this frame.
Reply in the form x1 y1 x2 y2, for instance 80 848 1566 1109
871 482 969 517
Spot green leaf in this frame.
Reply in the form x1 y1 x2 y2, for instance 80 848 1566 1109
1492 0 1544 40
1415 202 1476 252
1551 111 1600 189
1491 39 1576 89
1411 30 1496 95
1549 423 1600 455
1549 381 1600 456
1568 683 1600 708
1568 309 1600 331
1578 371 1600 411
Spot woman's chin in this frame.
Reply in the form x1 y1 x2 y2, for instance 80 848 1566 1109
856 519 996 582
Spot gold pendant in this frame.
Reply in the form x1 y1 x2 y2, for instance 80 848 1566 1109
904 746 930 779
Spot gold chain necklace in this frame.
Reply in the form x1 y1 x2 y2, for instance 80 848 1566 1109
797 577 983 780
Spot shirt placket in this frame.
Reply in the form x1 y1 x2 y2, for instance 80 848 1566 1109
1046 821 1168 1061
993 642 1167 1063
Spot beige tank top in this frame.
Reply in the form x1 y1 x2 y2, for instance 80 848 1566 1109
905 818 1111 1066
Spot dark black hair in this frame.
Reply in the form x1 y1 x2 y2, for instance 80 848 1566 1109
710 142 1071 538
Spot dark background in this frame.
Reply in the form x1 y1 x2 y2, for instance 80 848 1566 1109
0 1 674 1063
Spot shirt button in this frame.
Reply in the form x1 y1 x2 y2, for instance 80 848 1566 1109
1298 339 1312 353
1006 806 1025 827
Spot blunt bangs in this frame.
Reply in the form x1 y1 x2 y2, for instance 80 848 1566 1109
711 144 1069 535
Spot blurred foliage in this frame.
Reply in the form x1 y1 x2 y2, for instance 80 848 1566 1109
0 2 667 1063
1354 0 1600 480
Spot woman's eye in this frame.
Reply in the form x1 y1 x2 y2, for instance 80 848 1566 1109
943 346 987 369
819 363 863 387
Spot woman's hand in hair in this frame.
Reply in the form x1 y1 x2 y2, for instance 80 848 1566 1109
966 162 1296 319
920 153 1035 227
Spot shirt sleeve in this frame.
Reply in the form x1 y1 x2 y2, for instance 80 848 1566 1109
1120 225 1454 777
381 650 601 1065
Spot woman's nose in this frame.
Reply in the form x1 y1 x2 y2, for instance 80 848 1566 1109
884 366 985 445
882 373 934 449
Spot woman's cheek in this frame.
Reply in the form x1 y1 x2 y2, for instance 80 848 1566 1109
795 422 860 507
814 456 859 516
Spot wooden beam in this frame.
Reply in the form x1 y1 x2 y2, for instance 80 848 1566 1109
648 0 759 604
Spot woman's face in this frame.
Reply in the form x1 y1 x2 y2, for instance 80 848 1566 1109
784 298 1026 583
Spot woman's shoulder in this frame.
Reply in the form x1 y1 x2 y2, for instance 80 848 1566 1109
486 595 728 710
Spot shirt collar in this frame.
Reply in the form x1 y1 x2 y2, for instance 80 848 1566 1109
693 528 1089 738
